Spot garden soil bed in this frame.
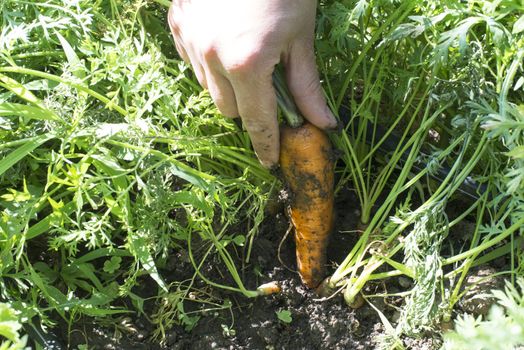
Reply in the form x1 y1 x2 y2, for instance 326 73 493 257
53 188 496 350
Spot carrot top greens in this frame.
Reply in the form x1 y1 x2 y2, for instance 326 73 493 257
0 0 523 349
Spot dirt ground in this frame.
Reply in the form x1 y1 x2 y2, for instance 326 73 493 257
51 189 498 350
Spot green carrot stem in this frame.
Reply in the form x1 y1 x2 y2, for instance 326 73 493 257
272 67 304 128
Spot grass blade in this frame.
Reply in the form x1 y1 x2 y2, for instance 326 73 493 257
0 73 46 108
128 235 168 292
0 134 54 176
55 32 86 80
0 102 61 121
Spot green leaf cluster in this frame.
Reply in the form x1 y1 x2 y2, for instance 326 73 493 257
317 0 524 345
1 0 272 344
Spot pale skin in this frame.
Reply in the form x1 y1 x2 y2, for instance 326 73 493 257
168 0 337 167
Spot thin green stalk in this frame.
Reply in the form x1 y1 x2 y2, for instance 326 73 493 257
464 236 524 270
9 51 65 60
331 119 484 292
341 133 488 304
335 0 417 108
205 145 271 181
0 133 55 176
336 130 369 207
0 135 53 151
364 95 438 219
443 215 524 266
0 66 128 116
273 67 304 128
186 208 259 298
105 139 216 183
153 0 171 7
368 269 403 281
397 133 466 194
447 191 488 307
499 49 524 117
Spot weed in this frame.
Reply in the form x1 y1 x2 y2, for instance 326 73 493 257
276 309 292 324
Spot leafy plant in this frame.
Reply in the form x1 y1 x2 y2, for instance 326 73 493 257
442 278 524 350
276 309 292 324
0 0 273 342
316 0 524 344
0 303 27 350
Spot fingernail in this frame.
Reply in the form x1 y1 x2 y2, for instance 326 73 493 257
326 121 343 135
325 108 339 128
258 155 273 167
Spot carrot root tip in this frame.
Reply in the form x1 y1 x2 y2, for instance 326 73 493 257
315 277 336 298
256 281 282 296
346 293 366 309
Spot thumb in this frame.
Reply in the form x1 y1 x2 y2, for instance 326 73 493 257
286 41 338 129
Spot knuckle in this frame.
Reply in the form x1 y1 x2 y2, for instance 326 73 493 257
202 43 218 61
207 83 238 117
305 77 322 94
224 45 263 75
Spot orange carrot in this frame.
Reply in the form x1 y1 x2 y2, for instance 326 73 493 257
272 68 335 289
279 121 335 288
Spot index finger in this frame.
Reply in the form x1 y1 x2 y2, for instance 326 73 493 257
230 73 279 167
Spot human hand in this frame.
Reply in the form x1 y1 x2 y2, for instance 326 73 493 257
168 0 337 167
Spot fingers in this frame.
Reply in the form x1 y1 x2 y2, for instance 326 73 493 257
167 5 189 62
173 39 209 88
286 41 338 130
168 2 280 167
168 5 207 88
204 67 239 118
189 60 208 89
173 39 190 63
170 24 239 117
230 72 279 167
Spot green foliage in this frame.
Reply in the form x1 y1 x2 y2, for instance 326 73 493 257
0 0 271 343
442 278 524 350
0 303 22 342
318 0 524 345
1 0 523 347
397 202 448 335
276 309 292 324
0 303 28 350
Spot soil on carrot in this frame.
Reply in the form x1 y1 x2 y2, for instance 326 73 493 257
53 188 502 350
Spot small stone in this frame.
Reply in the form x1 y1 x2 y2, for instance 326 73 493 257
459 267 504 316
398 277 412 288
